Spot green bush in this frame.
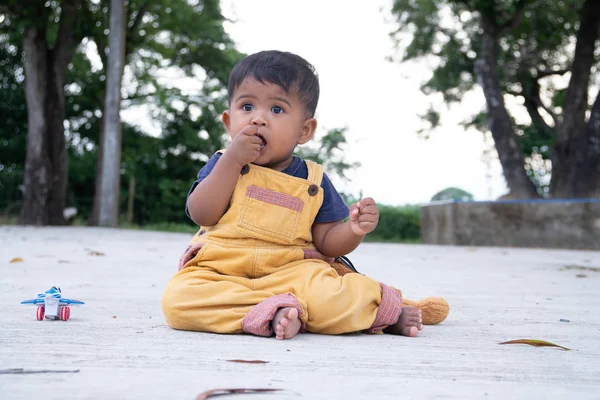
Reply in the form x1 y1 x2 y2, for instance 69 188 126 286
366 204 421 243
127 203 422 243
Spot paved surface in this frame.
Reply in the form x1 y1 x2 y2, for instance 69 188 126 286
1 226 599 399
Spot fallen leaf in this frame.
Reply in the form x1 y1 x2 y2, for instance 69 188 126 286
0 368 80 374
226 359 269 364
88 250 105 256
112 316 117 318
10 257 24 263
196 388 281 400
499 339 571 351
561 265 599 273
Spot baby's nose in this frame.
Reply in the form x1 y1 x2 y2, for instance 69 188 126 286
251 115 267 126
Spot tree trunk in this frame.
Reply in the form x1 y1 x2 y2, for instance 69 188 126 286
20 27 52 225
569 90 600 198
475 23 539 199
19 0 81 225
89 3 149 226
550 0 600 198
96 0 126 227
19 28 69 225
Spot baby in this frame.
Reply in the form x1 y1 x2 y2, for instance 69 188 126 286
162 50 422 339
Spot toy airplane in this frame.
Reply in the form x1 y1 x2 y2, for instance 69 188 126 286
21 286 84 321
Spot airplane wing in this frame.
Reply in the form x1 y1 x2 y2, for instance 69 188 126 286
59 298 85 305
21 299 45 305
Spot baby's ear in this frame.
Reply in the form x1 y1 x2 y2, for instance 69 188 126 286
298 117 317 145
222 110 232 135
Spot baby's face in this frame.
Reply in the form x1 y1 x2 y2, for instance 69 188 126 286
224 78 315 171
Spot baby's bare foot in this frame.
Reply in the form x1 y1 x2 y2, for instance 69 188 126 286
271 307 301 340
384 306 423 337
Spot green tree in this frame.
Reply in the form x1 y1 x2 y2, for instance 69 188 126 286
1 0 88 224
431 187 474 202
390 0 600 198
0 0 241 225
87 0 242 225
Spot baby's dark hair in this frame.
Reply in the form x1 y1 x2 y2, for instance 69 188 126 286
227 50 320 117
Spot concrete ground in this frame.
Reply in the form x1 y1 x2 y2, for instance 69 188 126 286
0 226 599 399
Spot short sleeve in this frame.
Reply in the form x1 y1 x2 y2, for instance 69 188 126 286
314 173 349 224
185 153 222 219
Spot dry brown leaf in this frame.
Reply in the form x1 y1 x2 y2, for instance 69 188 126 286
561 265 599 273
226 359 269 364
196 388 282 399
499 339 571 351
87 250 105 256
10 257 24 263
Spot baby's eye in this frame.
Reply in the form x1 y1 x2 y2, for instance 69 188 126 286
242 104 253 111
271 106 284 114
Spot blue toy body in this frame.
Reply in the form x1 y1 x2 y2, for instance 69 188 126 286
21 286 84 321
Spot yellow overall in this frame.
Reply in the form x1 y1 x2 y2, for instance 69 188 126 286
162 158 401 336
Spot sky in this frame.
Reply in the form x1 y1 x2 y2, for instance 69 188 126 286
125 0 510 205
217 0 509 205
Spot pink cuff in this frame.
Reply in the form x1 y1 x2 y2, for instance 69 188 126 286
303 248 335 264
367 283 402 334
178 243 204 270
242 294 306 337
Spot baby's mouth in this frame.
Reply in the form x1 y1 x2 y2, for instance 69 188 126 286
257 134 267 150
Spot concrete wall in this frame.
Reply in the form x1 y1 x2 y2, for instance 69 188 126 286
421 199 600 250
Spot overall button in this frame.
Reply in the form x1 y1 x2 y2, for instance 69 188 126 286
240 165 250 175
308 184 319 196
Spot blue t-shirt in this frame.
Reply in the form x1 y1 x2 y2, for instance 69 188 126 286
186 153 349 224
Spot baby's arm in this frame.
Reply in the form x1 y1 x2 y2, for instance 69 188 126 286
312 198 379 257
187 125 262 226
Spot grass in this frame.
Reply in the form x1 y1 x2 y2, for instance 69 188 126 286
0 215 18 225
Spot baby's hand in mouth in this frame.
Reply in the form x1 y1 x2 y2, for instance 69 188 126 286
256 133 267 150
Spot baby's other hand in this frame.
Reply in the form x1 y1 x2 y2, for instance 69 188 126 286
349 197 379 236
225 125 263 168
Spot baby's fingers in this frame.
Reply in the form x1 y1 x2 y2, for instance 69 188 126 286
349 203 360 221
357 211 378 224
356 197 375 207
357 220 377 233
357 204 378 215
239 125 260 136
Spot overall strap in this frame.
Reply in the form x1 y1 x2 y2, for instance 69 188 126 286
305 160 324 187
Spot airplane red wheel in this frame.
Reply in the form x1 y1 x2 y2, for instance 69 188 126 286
60 306 70 321
36 306 45 321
